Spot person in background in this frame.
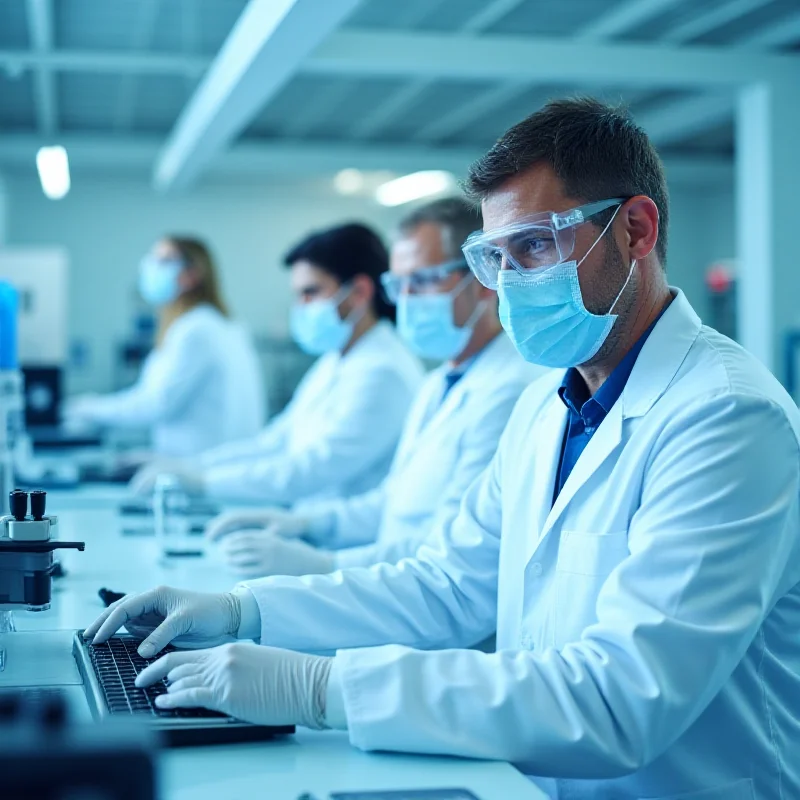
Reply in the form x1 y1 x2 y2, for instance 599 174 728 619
131 223 424 507
89 99 800 799
205 198 550 579
64 237 264 458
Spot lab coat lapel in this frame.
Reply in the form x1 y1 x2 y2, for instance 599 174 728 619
524 396 569 563
543 399 624 541
408 335 506 450
534 288 700 544
391 371 451 471
419 382 467 442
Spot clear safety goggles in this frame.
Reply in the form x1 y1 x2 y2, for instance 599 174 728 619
461 197 628 289
380 259 470 304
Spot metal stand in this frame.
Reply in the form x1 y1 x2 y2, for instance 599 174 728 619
0 609 15 633
0 609 14 673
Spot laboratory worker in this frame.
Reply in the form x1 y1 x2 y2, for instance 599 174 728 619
88 99 800 800
130 223 424 506
64 237 264 457
205 198 548 578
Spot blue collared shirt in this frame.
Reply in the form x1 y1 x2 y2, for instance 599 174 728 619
553 315 663 503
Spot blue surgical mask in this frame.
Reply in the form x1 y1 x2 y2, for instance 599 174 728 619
397 275 485 361
497 209 635 367
138 257 183 307
290 287 361 356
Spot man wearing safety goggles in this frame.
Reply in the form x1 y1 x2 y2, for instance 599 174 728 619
201 197 549 580
85 99 800 800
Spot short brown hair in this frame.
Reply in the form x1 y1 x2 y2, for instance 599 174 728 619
464 97 669 266
397 197 481 260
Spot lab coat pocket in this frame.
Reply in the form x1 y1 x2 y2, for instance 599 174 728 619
553 530 629 647
639 777 754 799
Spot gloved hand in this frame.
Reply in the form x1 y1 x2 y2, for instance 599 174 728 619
61 394 103 427
135 642 333 730
129 462 206 497
217 530 335 578
205 507 310 542
83 586 242 658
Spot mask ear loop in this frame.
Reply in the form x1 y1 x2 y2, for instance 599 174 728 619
575 203 636 315
608 259 636 315
450 272 488 330
335 282 368 327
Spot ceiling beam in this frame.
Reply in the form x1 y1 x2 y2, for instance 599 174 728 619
412 82 528 143
114 0 162 131
280 80 354 138
460 0 527 33
349 78 431 139
639 9 800 146
306 30 798 86
349 0 527 142
661 0 767 43
639 92 735 146
153 0 363 191
0 134 734 185
743 10 800 48
577 0 688 40
24 0 57 135
0 134 481 177
0 49 209 76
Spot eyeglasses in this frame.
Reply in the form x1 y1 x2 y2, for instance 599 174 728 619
380 259 470 304
461 198 628 289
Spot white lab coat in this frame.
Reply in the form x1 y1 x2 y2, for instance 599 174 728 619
307 334 549 568
242 291 800 799
81 305 264 457
202 320 424 505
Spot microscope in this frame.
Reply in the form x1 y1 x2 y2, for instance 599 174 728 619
0 489 85 635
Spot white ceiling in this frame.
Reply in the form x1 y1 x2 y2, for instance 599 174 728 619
1 0 799 180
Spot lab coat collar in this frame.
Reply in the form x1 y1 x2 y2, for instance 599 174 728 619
622 288 702 419
339 319 392 363
408 333 515 446
527 289 700 560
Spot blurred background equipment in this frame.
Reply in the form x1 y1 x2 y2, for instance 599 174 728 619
0 688 156 800
0 489 85 635
705 260 737 341
0 0 798 397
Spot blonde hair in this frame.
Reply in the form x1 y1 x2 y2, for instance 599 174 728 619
156 236 229 344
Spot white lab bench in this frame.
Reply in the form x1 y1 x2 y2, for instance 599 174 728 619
1 485 546 800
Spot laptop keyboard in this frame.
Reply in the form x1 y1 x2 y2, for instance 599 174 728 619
87 637 225 719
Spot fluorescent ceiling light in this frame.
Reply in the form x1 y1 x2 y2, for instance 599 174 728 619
36 146 71 200
375 170 455 207
334 168 365 195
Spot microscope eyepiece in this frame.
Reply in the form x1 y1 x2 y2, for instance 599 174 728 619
9 489 27 521
29 490 46 521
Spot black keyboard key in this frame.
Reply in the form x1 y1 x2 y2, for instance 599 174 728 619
86 638 230 721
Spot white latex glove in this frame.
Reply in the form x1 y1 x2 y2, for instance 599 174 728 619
135 642 333 730
129 462 206 497
83 586 241 658
205 507 310 542
217 530 335 578
61 394 103 426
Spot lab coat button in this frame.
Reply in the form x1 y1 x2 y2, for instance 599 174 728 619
531 562 543 577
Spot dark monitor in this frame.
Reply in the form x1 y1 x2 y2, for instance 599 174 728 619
22 365 62 428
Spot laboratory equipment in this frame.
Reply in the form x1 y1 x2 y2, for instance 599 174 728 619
22 365 61 427
0 489 85 634
72 632 295 747
0 281 24 505
0 687 156 800
153 474 208 558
